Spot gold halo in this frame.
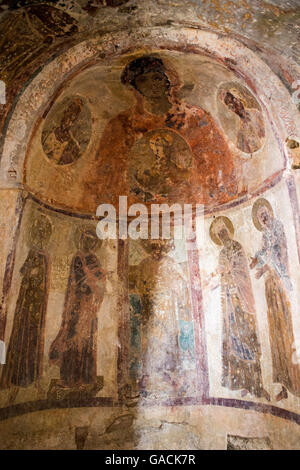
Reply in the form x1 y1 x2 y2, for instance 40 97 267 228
252 198 274 231
209 216 234 246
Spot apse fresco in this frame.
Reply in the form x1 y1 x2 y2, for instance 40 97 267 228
0 35 300 449
25 51 283 213
96 54 238 207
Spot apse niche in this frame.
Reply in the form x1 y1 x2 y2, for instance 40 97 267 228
0 40 299 450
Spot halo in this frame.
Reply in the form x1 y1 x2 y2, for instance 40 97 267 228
209 216 234 246
74 224 100 250
252 198 274 231
29 213 52 247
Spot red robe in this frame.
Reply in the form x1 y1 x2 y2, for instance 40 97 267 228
49 251 105 387
84 101 238 210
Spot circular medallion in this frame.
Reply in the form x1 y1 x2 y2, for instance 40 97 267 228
41 95 92 165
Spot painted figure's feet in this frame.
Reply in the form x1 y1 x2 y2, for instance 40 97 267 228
47 379 68 401
261 389 271 402
275 386 288 402
35 380 44 398
8 386 18 405
75 426 90 450
91 375 104 394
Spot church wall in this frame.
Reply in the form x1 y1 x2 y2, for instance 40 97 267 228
0 2 299 450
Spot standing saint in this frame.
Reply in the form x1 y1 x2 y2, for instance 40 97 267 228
129 238 196 399
0 214 52 404
49 228 106 398
210 216 270 400
251 198 300 401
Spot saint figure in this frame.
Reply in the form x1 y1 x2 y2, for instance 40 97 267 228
0 215 52 404
251 198 300 401
210 216 270 400
49 228 106 398
129 238 196 398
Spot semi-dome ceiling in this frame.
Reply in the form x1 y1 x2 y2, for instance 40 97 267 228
23 50 284 214
0 0 300 451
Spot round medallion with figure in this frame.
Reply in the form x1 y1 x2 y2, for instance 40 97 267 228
217 82 265 155
129 128 194 202
41 95 92 165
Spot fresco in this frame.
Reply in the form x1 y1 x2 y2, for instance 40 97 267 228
92 55 237 207
251 198 300 401
0 17 299 446
227 435 273 450
0 214 52 404
41 96 92 166
48 226 106 401
217 82 265 155
0 199 119 409
209 216 270 401
3 52 300 416
24 50 285 215
129 129 193 203
203 181 300 416
128 238 197 399
0 5 78 83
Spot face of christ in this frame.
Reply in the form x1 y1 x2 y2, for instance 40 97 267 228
134 70 171 100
